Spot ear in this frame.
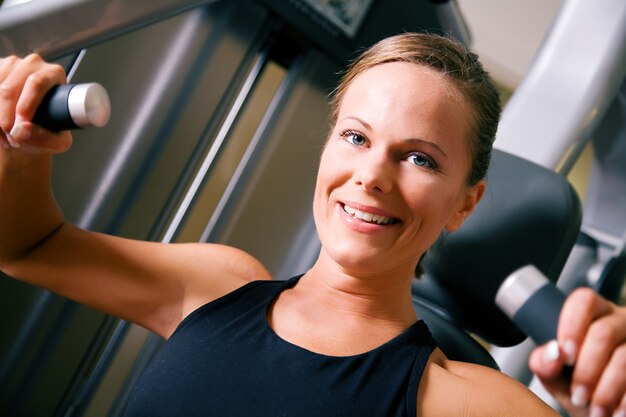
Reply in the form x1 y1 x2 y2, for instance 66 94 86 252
445 179 486 233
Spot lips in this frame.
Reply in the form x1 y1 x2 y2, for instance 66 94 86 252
342 203 398 225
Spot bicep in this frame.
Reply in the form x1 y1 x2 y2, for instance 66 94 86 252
4 223 270 338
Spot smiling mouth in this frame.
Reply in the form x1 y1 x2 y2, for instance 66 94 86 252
342 204 398 225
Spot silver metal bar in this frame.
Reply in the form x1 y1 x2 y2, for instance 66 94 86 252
0 0 223 59
161 50 269 244
494 0 626 170
200 55 303 243
60 316 128 417
75 8 212 230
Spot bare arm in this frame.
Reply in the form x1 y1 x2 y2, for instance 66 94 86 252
4 224 270 338
418 349 559 417
0 54 271 339
0 55 70 263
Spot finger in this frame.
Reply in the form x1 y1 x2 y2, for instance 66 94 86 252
530 340 565 379
575 314 626 414
557 288 613 365
0 55 21 83
0 54 66 137
15 58 66 124
590 344 626 415
8 121 72 155
529 340 574 409
577 310 626 380
0 57 22 135
614 394 626 417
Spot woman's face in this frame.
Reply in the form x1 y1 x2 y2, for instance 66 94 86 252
313 62 485 277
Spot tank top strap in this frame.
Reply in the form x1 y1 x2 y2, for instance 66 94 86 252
172 276 300 337
405 321 437 417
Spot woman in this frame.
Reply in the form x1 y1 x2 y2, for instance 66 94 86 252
1 33 625 417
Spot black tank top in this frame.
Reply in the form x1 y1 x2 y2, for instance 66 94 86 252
125 276 436 417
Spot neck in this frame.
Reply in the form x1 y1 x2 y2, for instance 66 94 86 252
301 251 418 327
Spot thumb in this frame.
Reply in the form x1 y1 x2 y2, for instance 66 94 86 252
530 341 585 416
530 340 565 380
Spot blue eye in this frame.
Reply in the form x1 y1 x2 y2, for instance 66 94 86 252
408 152 436 169
342 131 366 146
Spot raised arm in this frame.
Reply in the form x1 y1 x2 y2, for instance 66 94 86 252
0 54 70 270
0 54 271 339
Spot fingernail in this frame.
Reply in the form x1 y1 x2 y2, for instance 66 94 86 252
10 123 30 141
613 408 626 417
590 405 608 417
563 339 577 366
571 384 589 408
5 132 19 148
543 340 560 363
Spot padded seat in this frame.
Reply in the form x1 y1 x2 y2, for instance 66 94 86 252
412 149 582 368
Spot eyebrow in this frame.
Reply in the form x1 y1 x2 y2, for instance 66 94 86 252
340 116 449 158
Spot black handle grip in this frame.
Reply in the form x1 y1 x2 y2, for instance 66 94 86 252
496 265 566 346
496 265 573 378
32 83 111 132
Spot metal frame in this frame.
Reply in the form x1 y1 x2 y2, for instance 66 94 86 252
0 0 223 59
494 0 626 172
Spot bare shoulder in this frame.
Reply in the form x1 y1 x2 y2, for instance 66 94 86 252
178 242 272 317
417 349 559 417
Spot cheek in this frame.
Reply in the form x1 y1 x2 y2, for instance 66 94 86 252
312 175 326 224
403 180 462 224
315 145 347 193
312 151 337 216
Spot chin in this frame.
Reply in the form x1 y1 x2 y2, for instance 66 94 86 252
321 243 404 277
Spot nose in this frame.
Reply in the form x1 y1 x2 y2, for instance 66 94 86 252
354 150 394 193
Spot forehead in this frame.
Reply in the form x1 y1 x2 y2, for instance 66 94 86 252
338 62 472 145
340 62 468 113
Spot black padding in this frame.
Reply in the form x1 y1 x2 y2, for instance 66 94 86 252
413 297 500 370
413 149 582 347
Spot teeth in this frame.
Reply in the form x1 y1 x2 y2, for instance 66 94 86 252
343 204 394 225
